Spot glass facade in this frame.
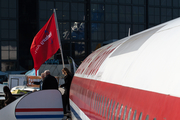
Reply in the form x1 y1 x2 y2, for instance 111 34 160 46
0 0 18 71
0 0 180 71
37 0 180 66
39 0 86 65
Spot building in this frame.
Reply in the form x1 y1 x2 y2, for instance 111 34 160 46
0 0 180 72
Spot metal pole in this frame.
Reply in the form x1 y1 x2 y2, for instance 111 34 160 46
53 8 65 68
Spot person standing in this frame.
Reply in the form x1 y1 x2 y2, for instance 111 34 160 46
33 73 45 90
60 68 73 116
42 70 58 90
3 86 16 106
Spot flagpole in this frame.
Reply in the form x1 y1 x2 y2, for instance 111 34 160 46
53 9 65 68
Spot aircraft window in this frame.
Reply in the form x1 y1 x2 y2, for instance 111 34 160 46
102 97 107 117
114 103 119 120
87 90 89 105
118 104 123 120
153 118 156 120
105 98 109 118
132 110 137 120
77 86 80 97
123 106 127 120
93 93 96 109
79 86 81 98
138 112 142 120
111 101 116 120
95 94 98 110
91 92 94 106
101 96 104 116
87 90 90 105
108 100 113 120
98 95 101 113
96 95 99 113
85 90 87 102
145 115 149 120
89 91 92 106
127 108 132 120
80 88 83 99
98 95 102 114
97 95 100 113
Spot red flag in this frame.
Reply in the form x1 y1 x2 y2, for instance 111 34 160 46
30 13 60 75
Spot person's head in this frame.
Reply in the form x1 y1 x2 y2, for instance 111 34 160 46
62 67 71 75
3 86 10 94
44 70 50 77
41 73 45 80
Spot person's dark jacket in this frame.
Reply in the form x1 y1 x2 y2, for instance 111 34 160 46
61 73 73 94
61 73 73 114
34 80 43 90
42 74 58 90
4 92 16 105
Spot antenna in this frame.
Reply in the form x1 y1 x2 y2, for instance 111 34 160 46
128 28 131 36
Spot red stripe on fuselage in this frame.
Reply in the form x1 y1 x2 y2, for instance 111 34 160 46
70 76 180 120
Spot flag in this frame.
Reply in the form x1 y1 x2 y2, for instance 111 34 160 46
30 13 60 75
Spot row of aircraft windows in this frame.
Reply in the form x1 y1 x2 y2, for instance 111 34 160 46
75 85 157 120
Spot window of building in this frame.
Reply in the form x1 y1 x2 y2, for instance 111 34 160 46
55 2 69 20
105 24 118 41
173 9 180 19
39 1 54 19
173 0 180 7
71 42 85 59
105 5 118 22
1 20 17 39
91 4 104 21
59 22 70 40
133 6 145 23
132 0 144 5
161 8 172 23
119 0 131 4
72 0 85 2
119 5 131 23
149 7 160 24
1 62 16 71
91 23 104 41
1 0 16 18
132 24 144 34
71 22 85 40
71 3 85 21
105 0 118 3
1 41 17 60
149 0 160 6
161 0 172 7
